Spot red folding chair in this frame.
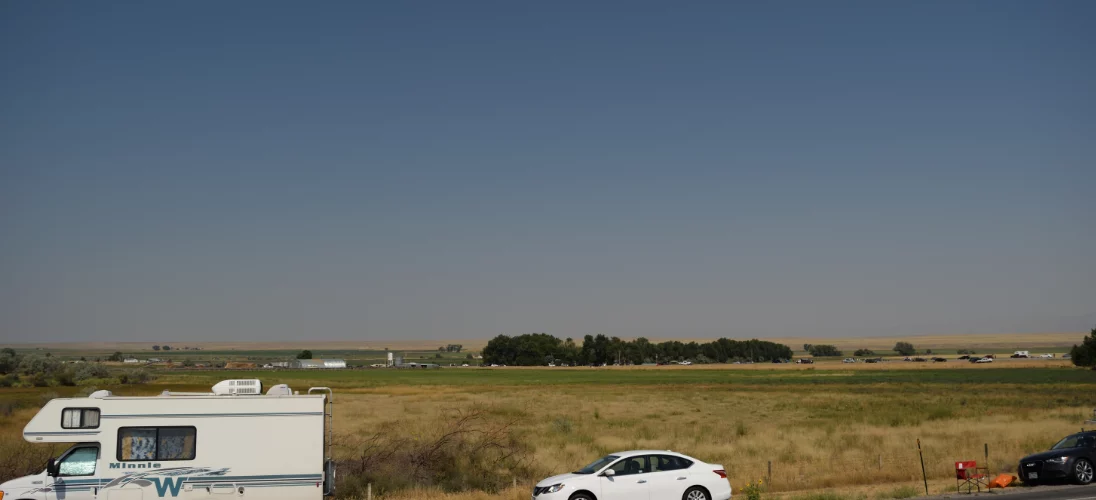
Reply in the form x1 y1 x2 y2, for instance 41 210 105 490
955 461 989 493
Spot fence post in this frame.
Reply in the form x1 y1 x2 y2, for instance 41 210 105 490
767 460 772 486
878 455 883 470
984 443 989 467
917 439 929 496
513 477 517 489
367 483 372 500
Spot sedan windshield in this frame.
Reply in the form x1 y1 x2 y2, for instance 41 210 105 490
1051 435 1088 450
574 455 619 474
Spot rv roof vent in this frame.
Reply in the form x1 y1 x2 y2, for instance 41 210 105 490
266 384 292 396
212 379 263 395
89 390 113 398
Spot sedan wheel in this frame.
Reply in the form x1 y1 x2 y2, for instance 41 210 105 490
1076 459 1094 485
684 487 710 500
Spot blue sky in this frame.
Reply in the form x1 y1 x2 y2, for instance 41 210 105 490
2 1 1093 342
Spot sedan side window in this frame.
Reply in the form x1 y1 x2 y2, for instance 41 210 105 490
59 446 98 476
651 455 693 471
608 456 649 476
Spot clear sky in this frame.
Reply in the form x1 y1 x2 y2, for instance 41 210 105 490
1 1 1093 343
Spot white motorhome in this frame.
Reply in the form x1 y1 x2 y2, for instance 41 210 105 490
0 380 335 500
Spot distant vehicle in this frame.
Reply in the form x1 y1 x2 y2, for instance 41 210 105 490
490 364 500 367
680 361 693 366
865 358 882 363
532 450 731 500
369 363 387 368
548 363 556 367
958 355 971 360
1018 431 1095 485
842 358 856 363
796 359 814 364
461 363 470 367
912 357 927 362
1013 351 1031 358
1039 354 1055 359
1064 354 1072 360
932 357 947 362
975 357 993 363
984 354 996 359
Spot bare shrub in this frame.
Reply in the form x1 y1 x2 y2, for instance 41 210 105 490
0 438 60 482
334 406 533 498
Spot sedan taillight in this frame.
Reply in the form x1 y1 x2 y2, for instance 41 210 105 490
714 469 727 479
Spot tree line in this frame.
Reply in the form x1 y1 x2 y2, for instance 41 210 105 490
482 333 793 366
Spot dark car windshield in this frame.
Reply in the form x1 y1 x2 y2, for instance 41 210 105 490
1051 435 1093 450
574 455 619 474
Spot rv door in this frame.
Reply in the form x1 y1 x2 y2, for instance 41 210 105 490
47 444 101 500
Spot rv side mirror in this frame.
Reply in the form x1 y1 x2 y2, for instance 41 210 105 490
601 469 616 477
47 458 59 477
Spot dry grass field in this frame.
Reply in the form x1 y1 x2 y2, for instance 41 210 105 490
4 363 1093 500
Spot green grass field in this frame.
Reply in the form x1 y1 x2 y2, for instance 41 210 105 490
147 365 1096 388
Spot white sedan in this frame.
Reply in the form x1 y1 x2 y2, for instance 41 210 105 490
532 450 731 500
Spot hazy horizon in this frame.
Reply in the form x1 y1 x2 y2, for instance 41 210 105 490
2 2 1094 343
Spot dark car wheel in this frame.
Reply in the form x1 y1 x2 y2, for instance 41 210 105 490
569 493 595 500
1074 458 1094 485
684 486 710 500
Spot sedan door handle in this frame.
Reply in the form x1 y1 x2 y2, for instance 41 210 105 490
677 477 687 480
637 479 647 484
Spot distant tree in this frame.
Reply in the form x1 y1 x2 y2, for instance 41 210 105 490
45 352 51 357
0 350 18 375
438 346 446 352
808 345 843 357
1069 327 1096 369
893 342 916 356
162 345 171 351
107 351 124 362
182 359 195 367
854 349 875 357
152 345 161 351
296 350 313 360
80 357 86 362
466 353 474 360
925 349 933 355
803 344 813 353
434 353 443 359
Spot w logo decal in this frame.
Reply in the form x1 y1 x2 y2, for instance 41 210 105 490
150 477 186 497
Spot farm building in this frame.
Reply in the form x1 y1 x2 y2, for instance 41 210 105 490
225 362 257 369
295 359 347 369
399 362 440 369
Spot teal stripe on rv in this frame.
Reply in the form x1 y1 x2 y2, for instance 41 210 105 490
102 412 324 418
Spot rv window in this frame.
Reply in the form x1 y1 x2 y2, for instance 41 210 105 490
58 446 98 476
118 427 196 461
61 408 100 429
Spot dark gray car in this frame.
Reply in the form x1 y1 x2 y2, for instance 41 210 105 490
1018 431 1096 485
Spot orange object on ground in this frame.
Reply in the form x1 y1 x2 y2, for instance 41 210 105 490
988 474 1016 488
